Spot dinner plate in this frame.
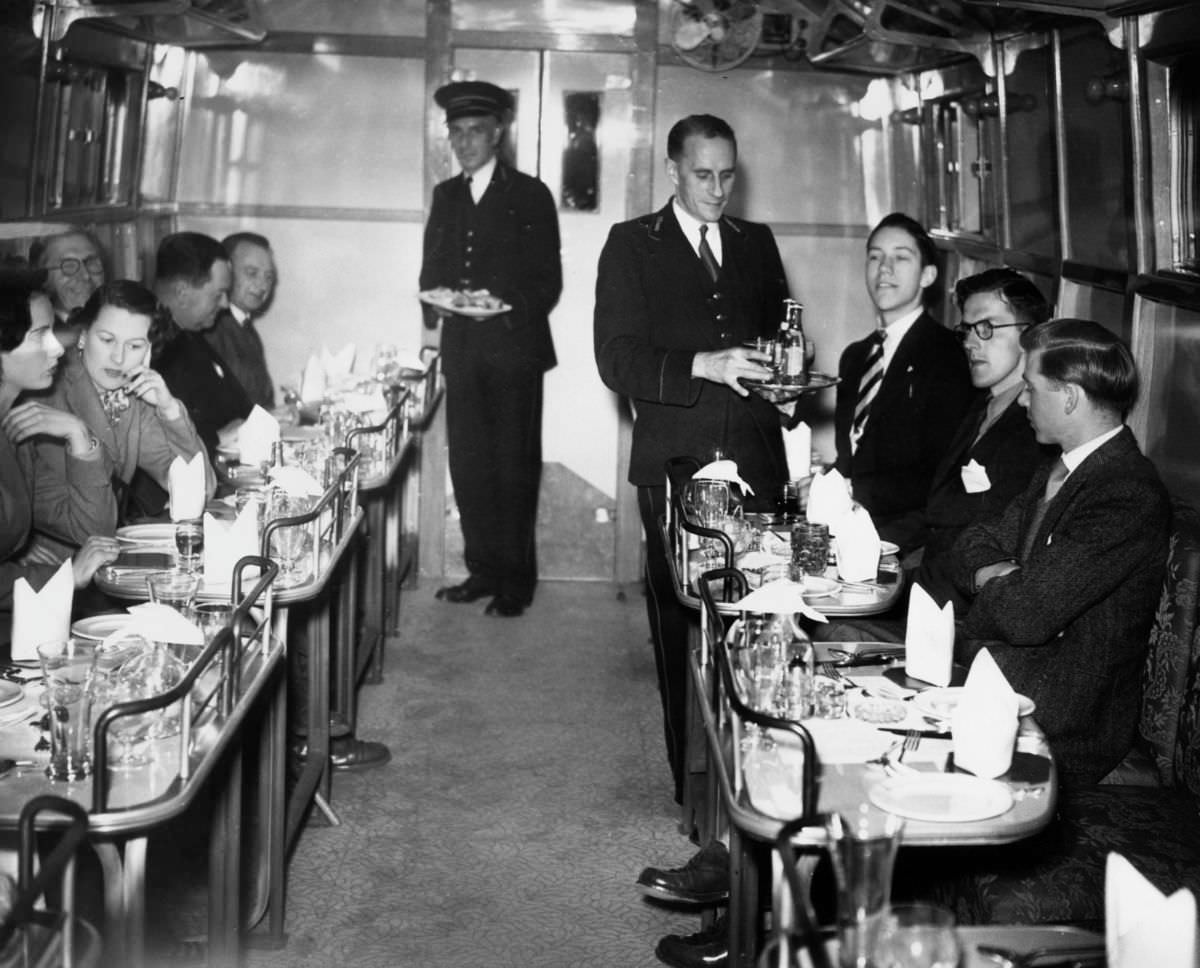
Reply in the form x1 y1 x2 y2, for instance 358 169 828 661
802 576 841 598
419 289 511 319
0 681 24 709
915 686 1036 719
116 523 177 548
868 773 1014 823
71 614 137 642
880 540 900 557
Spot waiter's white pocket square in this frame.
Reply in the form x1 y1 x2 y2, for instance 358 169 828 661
960 459 992 494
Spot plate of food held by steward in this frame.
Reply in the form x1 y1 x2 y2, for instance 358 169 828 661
419 288 512 319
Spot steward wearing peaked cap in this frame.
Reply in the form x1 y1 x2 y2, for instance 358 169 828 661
433 80 513 122
420 78 561 618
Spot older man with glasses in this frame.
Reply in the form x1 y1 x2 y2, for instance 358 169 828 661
29 228 106 348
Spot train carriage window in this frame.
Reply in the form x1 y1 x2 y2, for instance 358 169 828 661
1005 44 1057 258
1173 59 1198 274
1060 24 1131 271
561 91 600 212
925 81 1000 242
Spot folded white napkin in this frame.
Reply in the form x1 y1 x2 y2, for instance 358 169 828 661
904 582 954 687
238 405 281 467
952 648 1019 778
734 579 827 624
268 465 324 498
832 506 881 582
124 602 204 646
693 459 754 496
167 453 207 522
1106 852 1197 968
806 469 853 526
783 422 812 481
960 458 992 494
798 718 896 764
12 560 73 662
300 355 326 404
203 507 259 587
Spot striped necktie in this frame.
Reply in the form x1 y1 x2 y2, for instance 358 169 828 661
698 224 720 284
850 330 886 453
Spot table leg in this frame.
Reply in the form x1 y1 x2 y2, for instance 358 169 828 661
727 824 760 968
208 747 242 968
122 837 147 968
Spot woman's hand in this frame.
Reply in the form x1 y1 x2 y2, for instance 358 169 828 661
124 367 182 421
71 535 120 588
1 402 96 458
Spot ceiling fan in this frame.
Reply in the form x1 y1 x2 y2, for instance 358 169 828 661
669 0 765 72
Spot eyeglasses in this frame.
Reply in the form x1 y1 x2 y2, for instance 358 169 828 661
955 320 1024 341
52 256 103 277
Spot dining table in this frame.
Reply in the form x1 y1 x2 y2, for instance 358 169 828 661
691 628 1060 968
0 559 281 968
664 508 907 845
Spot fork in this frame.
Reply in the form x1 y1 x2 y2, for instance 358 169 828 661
897 729 921 762
819 662 855 688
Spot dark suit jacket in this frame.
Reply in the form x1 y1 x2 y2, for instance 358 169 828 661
952 427 1170 785
420 162 561 377
834 312 972 538
155 331 254 457
204 310 275 410
594 203 790 499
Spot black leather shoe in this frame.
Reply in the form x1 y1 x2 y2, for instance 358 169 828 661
654 914 728 968
484 594 525 617
637 842 729 905
329 738 391 772
436 580 493 603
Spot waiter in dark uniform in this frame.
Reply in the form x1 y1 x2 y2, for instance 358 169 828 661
420 80 562 618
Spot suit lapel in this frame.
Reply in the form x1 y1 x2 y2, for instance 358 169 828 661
1026 429 1132 552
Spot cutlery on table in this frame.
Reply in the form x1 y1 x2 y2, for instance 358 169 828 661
897 729 921 762
977 942 1106 968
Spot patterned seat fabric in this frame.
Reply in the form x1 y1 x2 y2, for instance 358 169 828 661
918 499 1200 924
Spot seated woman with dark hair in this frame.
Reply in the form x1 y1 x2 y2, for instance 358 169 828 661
26 279 215 541
0 271 118 648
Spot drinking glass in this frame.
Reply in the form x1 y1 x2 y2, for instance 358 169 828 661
683 479 731 529
868 903 961 968
827 806 905 968
269 492 315 586
105 666 155 771
37 639 98 781
146 570 200 620
174 518 204 574
115 642 186 742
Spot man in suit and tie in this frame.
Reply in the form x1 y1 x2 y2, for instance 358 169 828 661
834 213 973 547
420 80 562 619
203 232 277 410
153 231 253 458
910 268 1056 608
595 114 792 968
952 318 1169 787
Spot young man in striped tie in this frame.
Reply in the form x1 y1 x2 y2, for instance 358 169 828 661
833 213 972 548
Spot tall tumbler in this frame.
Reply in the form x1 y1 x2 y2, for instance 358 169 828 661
826 805 904 968
37 639 99 781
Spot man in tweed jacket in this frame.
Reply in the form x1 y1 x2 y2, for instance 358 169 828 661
952 318 1169 787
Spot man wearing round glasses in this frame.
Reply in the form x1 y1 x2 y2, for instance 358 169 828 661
913 268 1054 604
29 228 106 347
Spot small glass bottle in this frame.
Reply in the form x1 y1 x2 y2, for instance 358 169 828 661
780 299 808 386
784 627 815 720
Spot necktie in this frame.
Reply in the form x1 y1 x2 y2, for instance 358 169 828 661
698 224 720 284
1021 457 1069 559
99 387 130 426
465 174 474 205
850 330 886 454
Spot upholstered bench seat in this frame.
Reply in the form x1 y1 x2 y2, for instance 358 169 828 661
921 785 1200 926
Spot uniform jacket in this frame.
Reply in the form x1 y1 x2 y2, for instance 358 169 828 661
594 202 790 497
952 427 1170 785
834 312 972 534
204 309 275 410
420 161 561 376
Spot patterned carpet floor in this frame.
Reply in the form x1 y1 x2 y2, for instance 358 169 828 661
139 579 709 968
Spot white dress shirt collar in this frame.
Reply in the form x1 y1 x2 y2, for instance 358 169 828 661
466 157 497 204
877 306 922 373
1061 424 1123 477
230 304 251 326
672 199 723 265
